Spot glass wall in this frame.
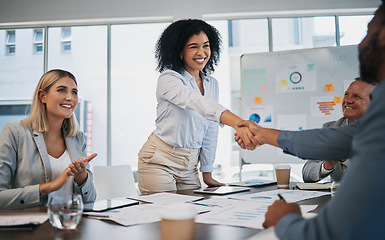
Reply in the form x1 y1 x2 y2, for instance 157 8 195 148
272 16 336 51
339 15 373 45
110 22 169 168
47 25 108 166
0 28 45 131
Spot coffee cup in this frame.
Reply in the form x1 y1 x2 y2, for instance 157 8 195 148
275 164 291 188
159 203 197 240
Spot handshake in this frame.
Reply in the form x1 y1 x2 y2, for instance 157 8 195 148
234 120 280 150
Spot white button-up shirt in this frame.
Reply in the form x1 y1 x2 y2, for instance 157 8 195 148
154 69 227 172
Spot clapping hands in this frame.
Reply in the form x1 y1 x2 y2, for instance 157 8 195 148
40 153 97 196
68 153 97 176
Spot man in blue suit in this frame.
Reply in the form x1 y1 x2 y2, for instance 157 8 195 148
302 78 374 183
236 1 385 238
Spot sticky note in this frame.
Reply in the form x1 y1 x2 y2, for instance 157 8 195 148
334 96 342 104
254 96 262 104
260 85 267 93
325 83 334 92
280 79 288 87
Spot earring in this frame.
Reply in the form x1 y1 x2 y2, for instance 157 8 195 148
180 55 183 60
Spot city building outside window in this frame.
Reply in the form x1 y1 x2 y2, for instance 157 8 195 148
61 27 71 53
33 28 44 53
6 30 15 55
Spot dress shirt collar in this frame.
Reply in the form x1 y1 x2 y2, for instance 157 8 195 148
181 69 208 83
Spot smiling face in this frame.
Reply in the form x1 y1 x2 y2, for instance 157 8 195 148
180 31 211 76
39 76 78 122
342 80 373 123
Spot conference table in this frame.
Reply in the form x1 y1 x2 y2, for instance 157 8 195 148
0 183 330 240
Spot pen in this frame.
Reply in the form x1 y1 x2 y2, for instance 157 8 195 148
83 213 110 218
277 193 286 202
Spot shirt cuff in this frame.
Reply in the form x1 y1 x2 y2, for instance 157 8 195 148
320 162 334 178
200 164 213 172
277 130 295 155
216 107 228 127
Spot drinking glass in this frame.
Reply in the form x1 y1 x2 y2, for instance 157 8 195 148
330 181 340 197
48 193 83 230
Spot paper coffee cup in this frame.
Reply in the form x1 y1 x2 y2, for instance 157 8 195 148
159 204 197 240
275 164 291 188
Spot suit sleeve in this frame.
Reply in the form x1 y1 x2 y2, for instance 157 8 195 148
0 124 41 210
302 160 324 182
72 131 97 203
277 121 358 160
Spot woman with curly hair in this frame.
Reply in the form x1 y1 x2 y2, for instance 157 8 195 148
138 19 256 194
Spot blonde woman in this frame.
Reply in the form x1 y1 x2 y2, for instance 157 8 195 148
0 69 97 210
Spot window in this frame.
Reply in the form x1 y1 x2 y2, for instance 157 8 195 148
48 25 107 166
0 29 44 99
227 19 269 55
111 22 170 167
6 30 15 54
272 16 336 51
61 27 71 52
339 15 373 46
33 29 44 53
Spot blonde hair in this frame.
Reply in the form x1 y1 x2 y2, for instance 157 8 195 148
21 69 79 137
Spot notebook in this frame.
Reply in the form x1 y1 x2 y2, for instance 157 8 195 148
296 182 332 190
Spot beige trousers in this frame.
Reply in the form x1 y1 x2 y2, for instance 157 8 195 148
138 133 201 195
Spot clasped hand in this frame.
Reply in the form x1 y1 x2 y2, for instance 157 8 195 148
234 120 262 150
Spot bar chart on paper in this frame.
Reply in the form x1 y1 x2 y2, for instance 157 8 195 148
195 202 270 229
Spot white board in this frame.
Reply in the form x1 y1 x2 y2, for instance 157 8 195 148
240 45 358 163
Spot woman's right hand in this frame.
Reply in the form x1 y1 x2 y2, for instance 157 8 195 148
234 125 258 150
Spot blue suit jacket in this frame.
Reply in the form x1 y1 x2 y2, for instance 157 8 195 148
302 117 348 182
275 80 385 239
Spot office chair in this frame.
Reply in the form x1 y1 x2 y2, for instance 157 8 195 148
92 165 139 201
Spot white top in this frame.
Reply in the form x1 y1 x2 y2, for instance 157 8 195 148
48 150 73 198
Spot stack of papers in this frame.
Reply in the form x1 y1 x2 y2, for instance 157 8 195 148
84 189 327 229
127 192 204 205
0 212 48 229
195 189 320 229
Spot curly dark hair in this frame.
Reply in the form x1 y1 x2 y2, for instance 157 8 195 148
155 19 222 75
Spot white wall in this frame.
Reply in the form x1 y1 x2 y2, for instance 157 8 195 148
0 0 381 24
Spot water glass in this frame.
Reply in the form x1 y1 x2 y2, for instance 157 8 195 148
48 194 83 230
330 181 340 197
